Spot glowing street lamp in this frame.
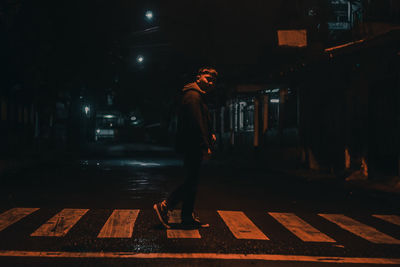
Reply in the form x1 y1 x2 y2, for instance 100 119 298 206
137 55 144 64
145 10 153 21
83 105 91 118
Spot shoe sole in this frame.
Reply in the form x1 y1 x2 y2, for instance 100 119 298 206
153 204 171 229
181 222 210 229
180 224 210 230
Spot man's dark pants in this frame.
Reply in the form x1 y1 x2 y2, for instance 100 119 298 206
167 149 203 220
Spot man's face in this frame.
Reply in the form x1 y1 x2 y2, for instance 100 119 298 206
196 69 217 93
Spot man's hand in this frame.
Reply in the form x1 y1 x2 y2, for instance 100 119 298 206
212 134 216 142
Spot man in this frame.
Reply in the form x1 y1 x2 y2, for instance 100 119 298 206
154 67 218 229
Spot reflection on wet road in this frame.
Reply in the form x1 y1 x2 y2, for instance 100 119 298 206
80 158 182 169
76 158 183 201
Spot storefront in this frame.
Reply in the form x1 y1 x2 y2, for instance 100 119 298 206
210 84 300 150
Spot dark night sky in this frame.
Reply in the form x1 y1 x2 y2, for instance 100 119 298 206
2 0 331 120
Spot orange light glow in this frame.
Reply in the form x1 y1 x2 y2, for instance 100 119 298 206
361 157 368 177
277 30 307 48
324 39 365 52
345 148 350 169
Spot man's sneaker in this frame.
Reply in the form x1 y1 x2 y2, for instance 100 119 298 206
181 214 209 229
153 200 170 229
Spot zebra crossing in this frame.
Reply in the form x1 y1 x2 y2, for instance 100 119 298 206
31 208 89 237
217 210 269 240
98 209 140 238
166 209 202 238
319 213 400 244
0 207 399 244
0 208 39 232
268 212 336 242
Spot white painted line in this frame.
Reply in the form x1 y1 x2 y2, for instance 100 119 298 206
0 250 400 264
269 212 336 242
217 210 269 240
319 214 400 244
0 208 39 232
98 209 140 238
167 229 201 238
31 209 89 237
373 215 400 227
167 210 201 239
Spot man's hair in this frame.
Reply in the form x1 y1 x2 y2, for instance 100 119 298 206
197 67 218 78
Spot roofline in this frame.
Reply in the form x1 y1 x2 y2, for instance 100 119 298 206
324 26 400 54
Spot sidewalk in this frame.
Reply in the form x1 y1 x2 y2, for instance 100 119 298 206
211 147 400 196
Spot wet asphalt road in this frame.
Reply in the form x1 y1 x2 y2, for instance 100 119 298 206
0 142 400 266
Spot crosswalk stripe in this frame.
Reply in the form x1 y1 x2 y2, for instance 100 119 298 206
217 211 269 240
373 215 400 226
0 208 39 232
268 212 336 242
167 210 201 239
31 209 89 237
167 229 201 238
319 214 400 244
97 209 140 238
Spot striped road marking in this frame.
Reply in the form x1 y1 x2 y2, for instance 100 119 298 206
167 229 201 238
217 211 269 240
0 251 400 264
98 209 140 238
319 214 400 244
373 215 400 227
0 208 39 232
167 210 201 239
31 209 89 237
269 212 336 242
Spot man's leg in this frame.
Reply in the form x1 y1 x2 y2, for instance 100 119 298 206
180 150 209 228
181 150 202 220
166 150 201 212
155 149 205 228
166 184 185 210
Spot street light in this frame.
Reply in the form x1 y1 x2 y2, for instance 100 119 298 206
83 105 91 118
145 10 153 21
137 55 144 64
84 106 90 115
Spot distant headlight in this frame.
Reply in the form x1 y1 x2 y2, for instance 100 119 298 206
96 129 101 133
104 115 116 119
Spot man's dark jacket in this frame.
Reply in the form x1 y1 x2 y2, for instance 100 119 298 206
175 82 212 153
